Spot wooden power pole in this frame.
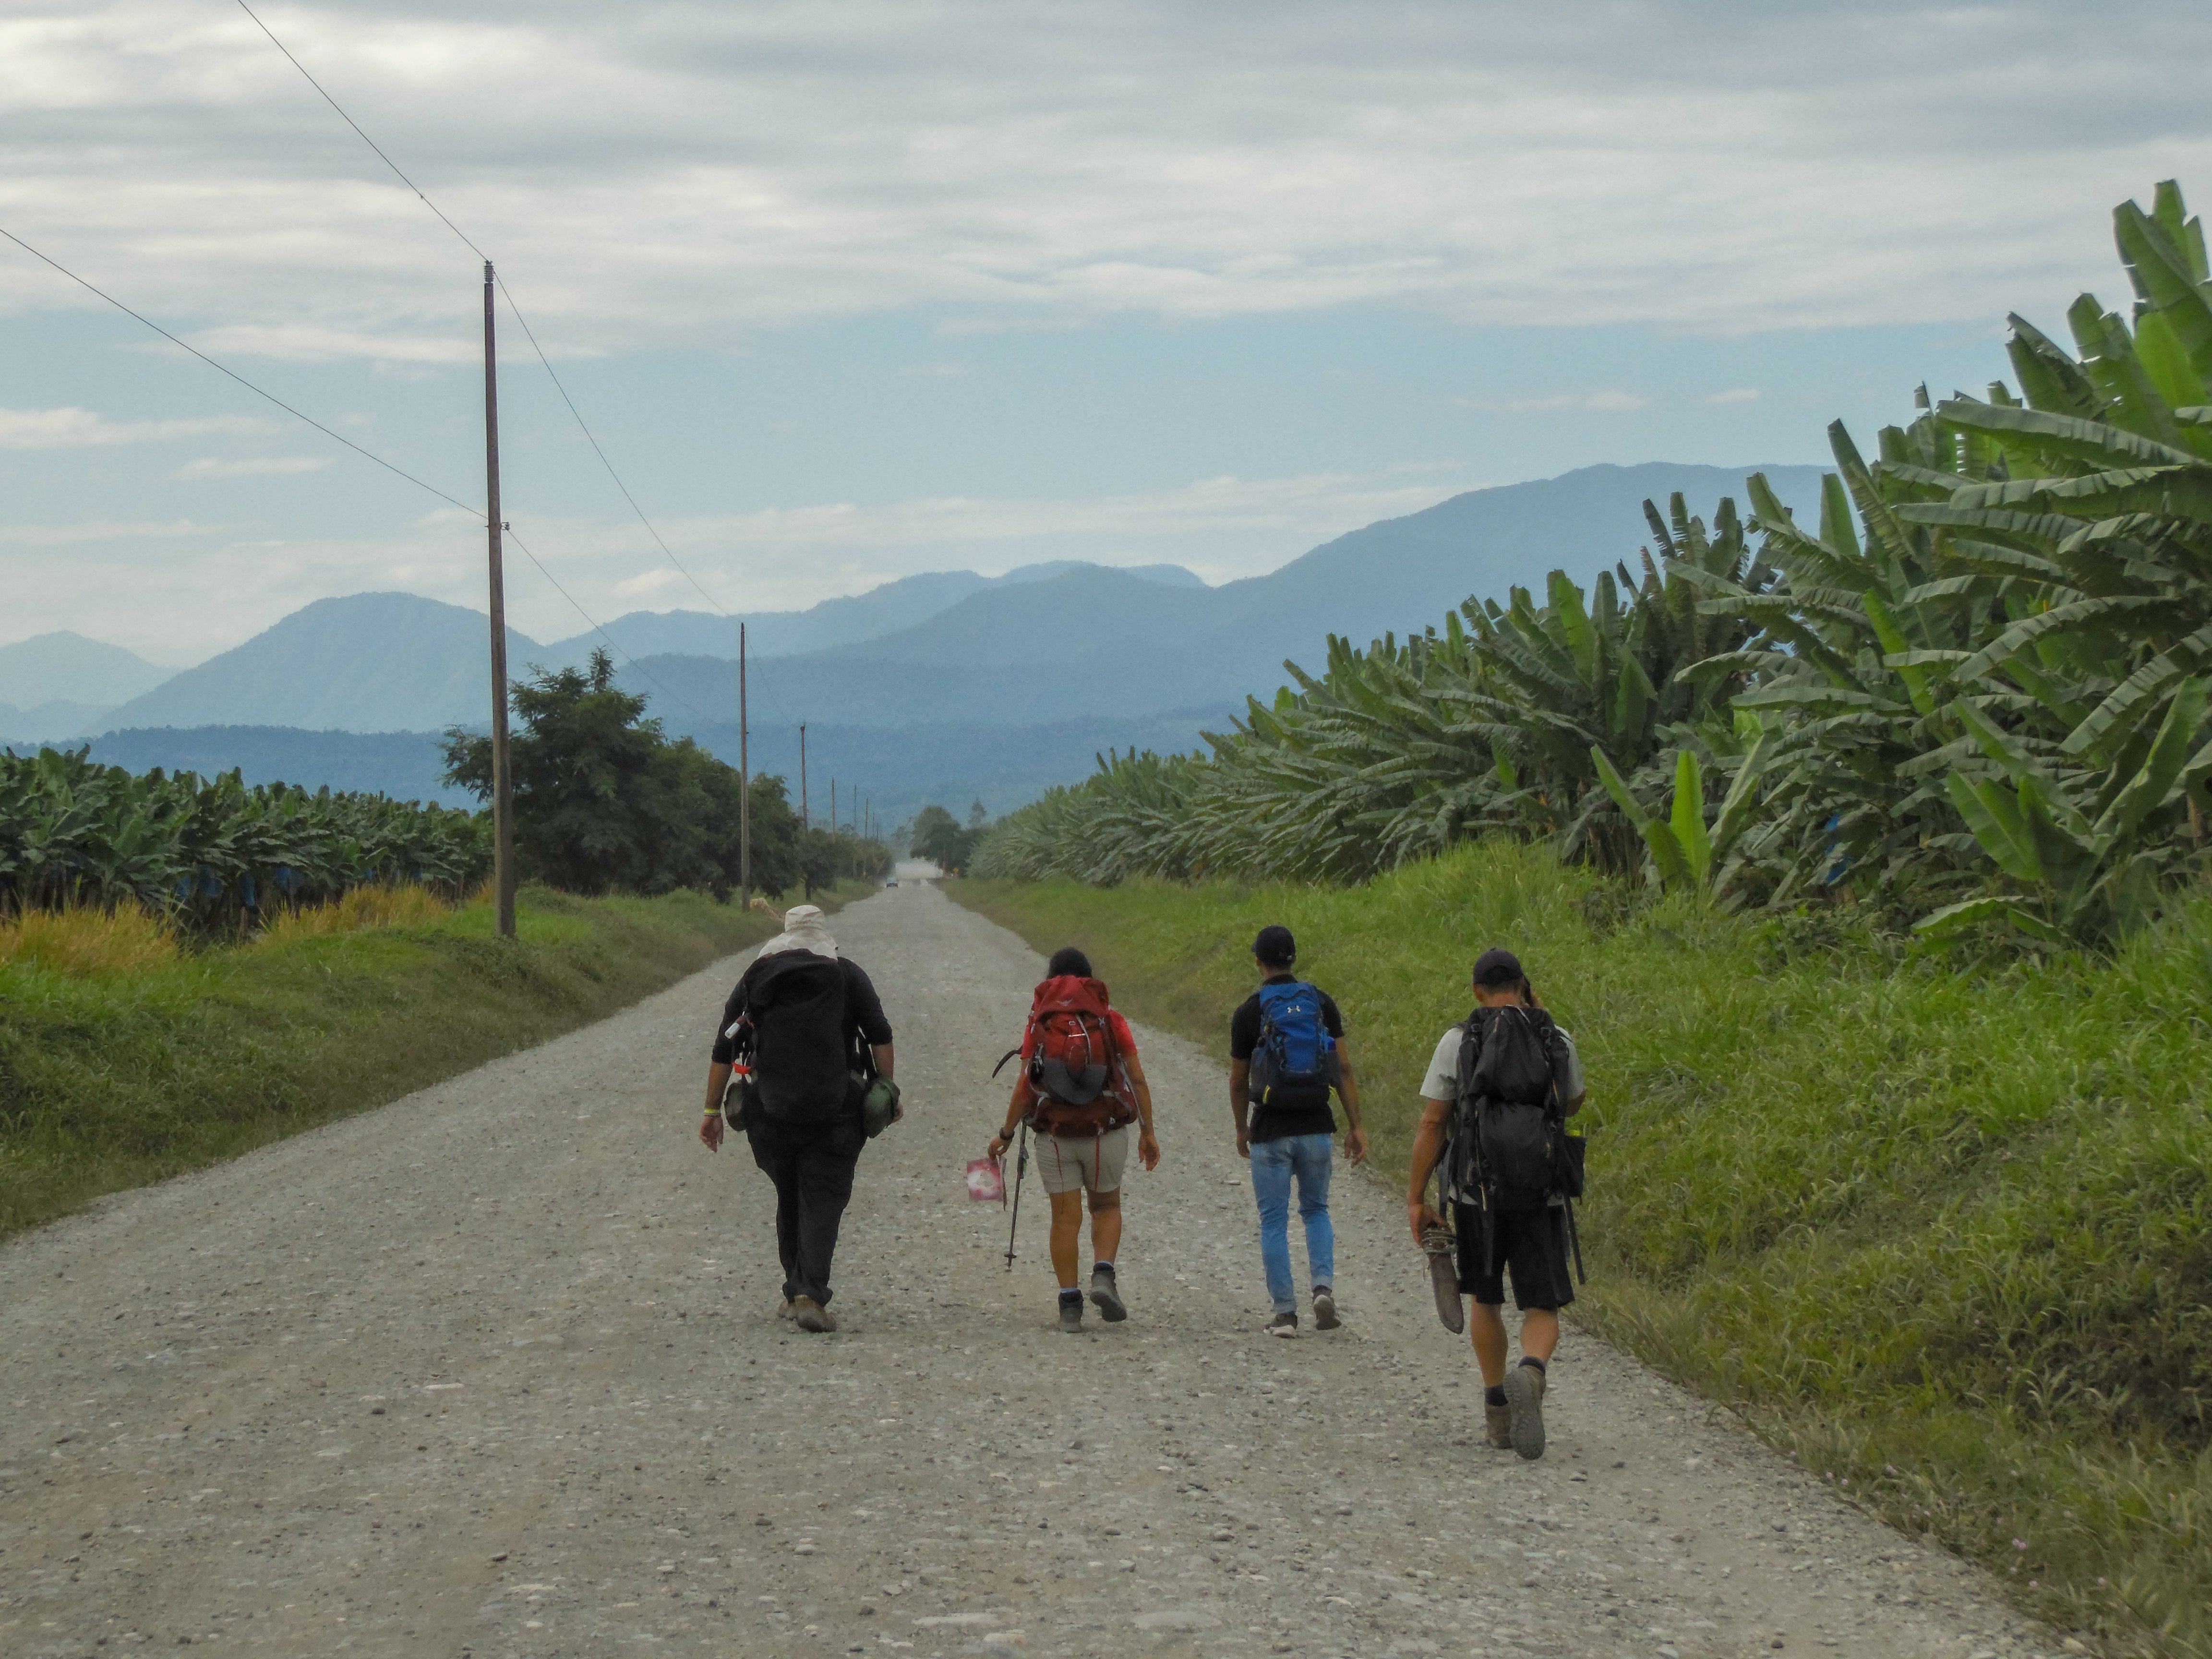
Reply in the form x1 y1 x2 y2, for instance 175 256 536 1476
738 622 750 906
481 260 516 940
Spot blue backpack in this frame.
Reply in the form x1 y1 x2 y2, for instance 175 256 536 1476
1250 980 1336 1105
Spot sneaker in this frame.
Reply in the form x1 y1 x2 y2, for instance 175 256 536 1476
1312 1287 1340 1331
1058 1296 1084 1334
1484 1400 1514 1450
791 1296 837 1334
1503 1362 1547 1460
1264 1310 1298 1338
1423 1226 1464 1335
1089 1264 1127 1322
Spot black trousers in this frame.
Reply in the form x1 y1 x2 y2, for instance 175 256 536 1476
745 1108 865 1306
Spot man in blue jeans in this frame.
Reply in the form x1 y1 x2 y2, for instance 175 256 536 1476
1227 925 1368 1336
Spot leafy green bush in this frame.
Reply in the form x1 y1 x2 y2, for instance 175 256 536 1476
442 649 890 896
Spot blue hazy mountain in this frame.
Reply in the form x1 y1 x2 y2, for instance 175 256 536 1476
540 561 1206 665
0 630 175 736
93 595 544 735
626 461 1829 731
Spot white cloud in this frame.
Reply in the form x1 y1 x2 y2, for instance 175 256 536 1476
1707 388 1761 405
0 1 2204 358
171 455 333 480
0 406 274 449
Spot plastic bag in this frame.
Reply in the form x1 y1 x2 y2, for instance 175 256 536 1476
965 1157 1006 1203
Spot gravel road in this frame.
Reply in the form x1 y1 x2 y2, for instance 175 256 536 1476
2 880 2060 1659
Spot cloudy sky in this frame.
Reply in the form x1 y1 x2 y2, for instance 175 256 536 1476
4 0 2209 659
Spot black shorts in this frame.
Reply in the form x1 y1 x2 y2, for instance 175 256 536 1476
1455 1202 1575 1311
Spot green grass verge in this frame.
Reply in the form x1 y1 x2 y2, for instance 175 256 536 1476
0 883 867 1242
953 846 2212 1659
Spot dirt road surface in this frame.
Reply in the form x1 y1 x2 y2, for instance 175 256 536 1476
3 882 2057 1659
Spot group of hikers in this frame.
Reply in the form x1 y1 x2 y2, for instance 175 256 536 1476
698 902 1587 1460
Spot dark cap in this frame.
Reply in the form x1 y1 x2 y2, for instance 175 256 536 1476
1472 947 1524 986
1252 924 1297 967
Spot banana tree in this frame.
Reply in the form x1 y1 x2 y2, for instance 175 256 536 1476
1918 678 2210 944
1587 734 1771 901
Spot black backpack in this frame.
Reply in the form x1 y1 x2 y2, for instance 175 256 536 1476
1448 1005 1570 1211
741 954 859 1121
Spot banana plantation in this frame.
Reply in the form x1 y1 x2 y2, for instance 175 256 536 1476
0 747 489 931
977 182 2212 949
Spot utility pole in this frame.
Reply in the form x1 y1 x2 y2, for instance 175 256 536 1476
738 622 750 907
481 260 515 940
830 778 836 837
799 723 808 831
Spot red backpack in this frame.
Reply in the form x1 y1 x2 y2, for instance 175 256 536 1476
994 974 1139 1138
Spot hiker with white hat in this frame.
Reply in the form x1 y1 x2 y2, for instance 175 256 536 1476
698 903 897 1333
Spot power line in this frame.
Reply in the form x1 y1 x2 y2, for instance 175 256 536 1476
0 221 483 519
232 0 487 264
0 220 712 731
502 525 710 723
220 3 757 748
491 276 743 624
234 0 745 632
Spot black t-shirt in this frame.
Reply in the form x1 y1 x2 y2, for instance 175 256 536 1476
1229 978 1345 1142
710 954 893 1065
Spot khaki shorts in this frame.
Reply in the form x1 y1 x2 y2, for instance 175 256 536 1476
1034 1123 1131 1196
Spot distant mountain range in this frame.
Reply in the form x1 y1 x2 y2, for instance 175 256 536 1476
0 631 175 743
535 560 1206 665
12 461 1827 819
623 461 1828 732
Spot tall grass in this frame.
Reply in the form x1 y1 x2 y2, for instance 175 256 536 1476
0 903 178 976
258 883 454 943
957 845 2212 1658
0 882 871 1240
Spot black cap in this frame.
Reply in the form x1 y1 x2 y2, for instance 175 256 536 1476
1472 947 1524 986
1252 925 1297 968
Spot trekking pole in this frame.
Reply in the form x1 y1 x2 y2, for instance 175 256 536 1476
1003 1121 1029 1270
1563 1195 1587 1285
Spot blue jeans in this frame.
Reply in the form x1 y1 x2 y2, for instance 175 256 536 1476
1250 1133 1334 1314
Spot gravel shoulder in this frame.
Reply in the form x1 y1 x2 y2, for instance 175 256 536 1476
1 881 2058 1659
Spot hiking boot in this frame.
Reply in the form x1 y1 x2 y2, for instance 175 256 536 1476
1423 1226 1464 1334
791 1296 837 1334
1312 1286 1340 1331
1503 1362 1547 1460
1264 1310 1298 1339
1484 1400 1514 1450
777 1298 795 1322
1058 1295 1084 1334
1089 1264 1127 1322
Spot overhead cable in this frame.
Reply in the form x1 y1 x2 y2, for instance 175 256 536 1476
0 223 704 724
0 221 482 519
232 0 488 264
234 0 743 628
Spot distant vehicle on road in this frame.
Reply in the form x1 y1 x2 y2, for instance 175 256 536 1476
884 879 898 888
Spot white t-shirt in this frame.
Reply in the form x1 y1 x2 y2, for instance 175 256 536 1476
1419 1017 1585 1105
